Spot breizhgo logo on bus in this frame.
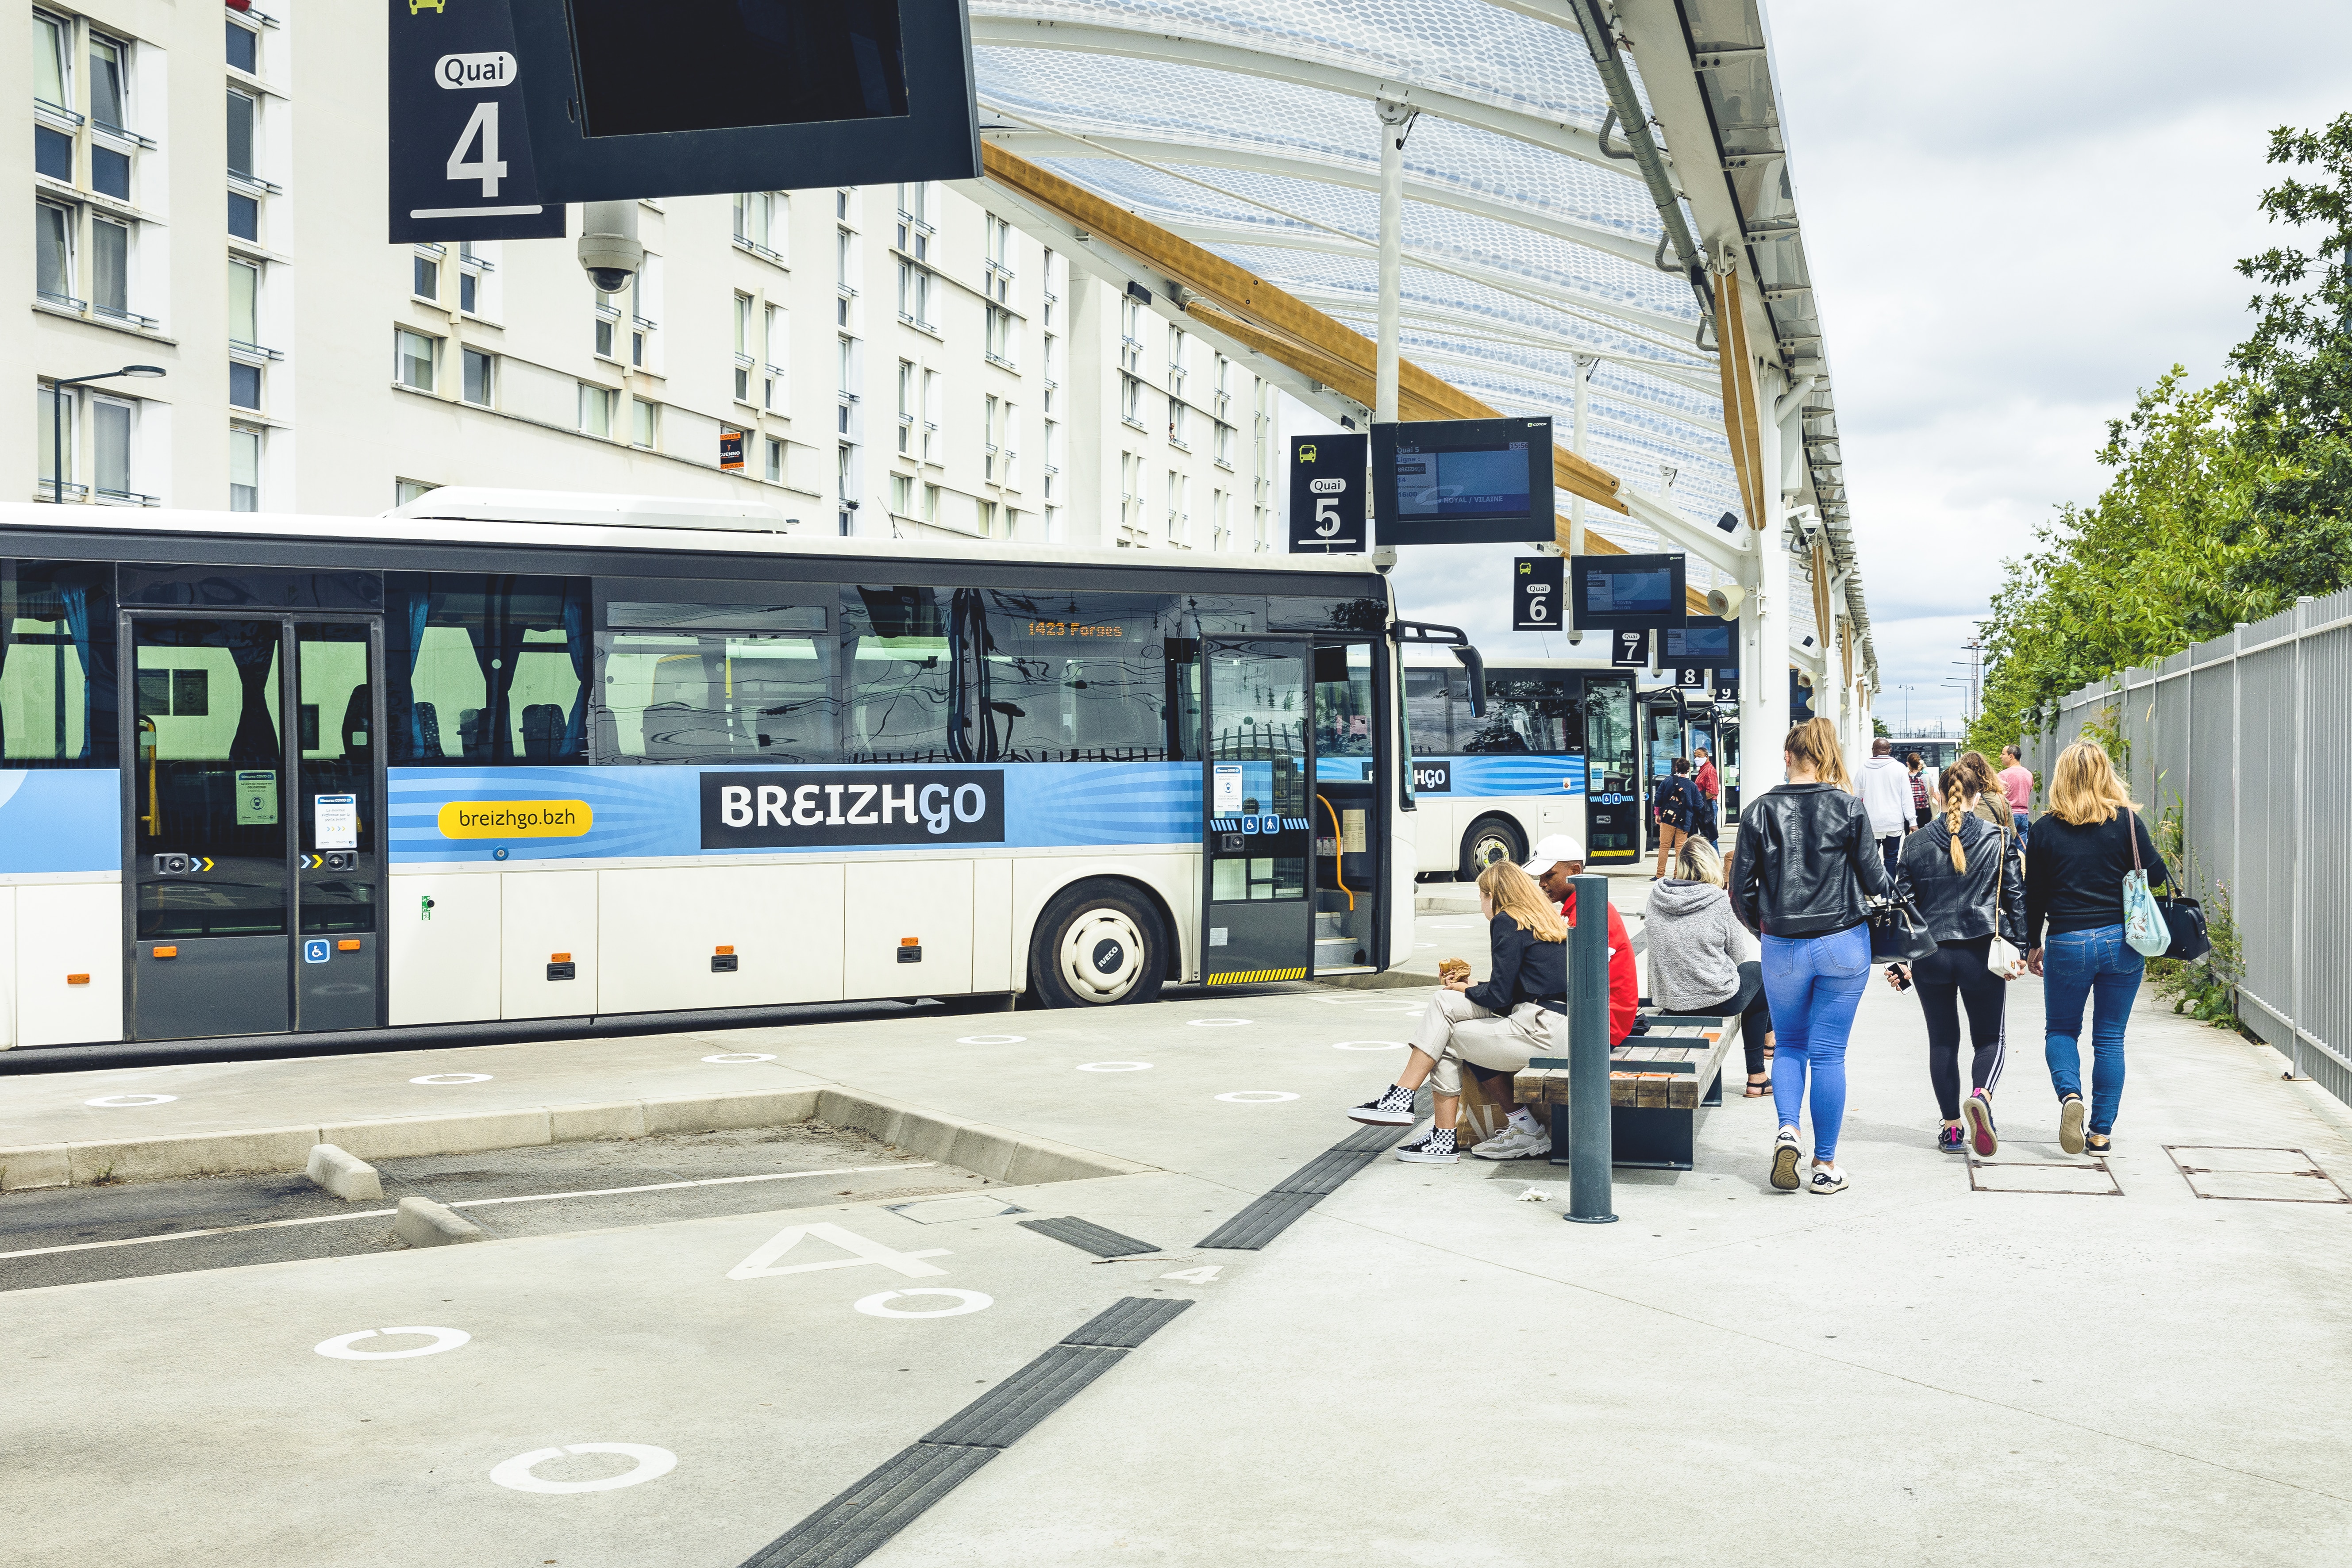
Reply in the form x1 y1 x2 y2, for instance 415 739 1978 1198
698 769 1006 850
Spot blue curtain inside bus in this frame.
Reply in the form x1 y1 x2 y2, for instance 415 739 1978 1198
0 560 116 766
386 573 590 765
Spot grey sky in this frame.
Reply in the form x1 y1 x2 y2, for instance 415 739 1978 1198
1375 1 2352 735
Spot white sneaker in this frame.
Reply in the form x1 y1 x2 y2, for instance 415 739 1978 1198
1471 1124 1553 1161
1808 1164 1849 1195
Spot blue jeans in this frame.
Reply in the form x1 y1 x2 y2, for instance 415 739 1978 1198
2013 811 2030 853
1763 924 1873 1161
2042 924 2142 1135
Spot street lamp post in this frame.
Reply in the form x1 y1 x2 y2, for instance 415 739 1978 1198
48 365 166 504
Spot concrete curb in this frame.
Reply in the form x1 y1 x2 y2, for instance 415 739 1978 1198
304 1143 383 1202
393 1195 483 1248
0 1084 1151 1192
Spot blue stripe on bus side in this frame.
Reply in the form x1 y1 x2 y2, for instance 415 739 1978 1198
1417 755 1586 796
0 769 119 873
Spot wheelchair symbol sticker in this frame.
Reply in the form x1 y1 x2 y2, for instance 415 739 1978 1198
304 939 331 964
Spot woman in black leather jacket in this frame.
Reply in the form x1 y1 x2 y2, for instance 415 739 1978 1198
1728 718 1893 1195
1890 752 2026 1158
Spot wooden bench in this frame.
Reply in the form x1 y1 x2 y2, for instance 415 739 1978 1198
1512 1013 1734 1172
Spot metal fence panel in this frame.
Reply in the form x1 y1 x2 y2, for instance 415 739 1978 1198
2299 619 2352 1102
2186 661 2234 903
2233 643 2298 1054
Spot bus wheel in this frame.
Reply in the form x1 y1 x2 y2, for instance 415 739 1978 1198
1029 881 1168 1008
1460 816 1526 881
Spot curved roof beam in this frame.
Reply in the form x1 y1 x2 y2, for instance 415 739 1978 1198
969 17 1657 183
1153 216 1702 343
980 126 1661 270
1314 295 1720 395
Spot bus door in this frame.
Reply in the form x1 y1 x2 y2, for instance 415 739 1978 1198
123 613 385 1039
1200 636 1317 984
1309 640 1382 973
1580 672 1639 864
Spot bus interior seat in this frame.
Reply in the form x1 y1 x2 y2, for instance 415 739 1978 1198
340 685 372 757
458 707 485 758
411 700 446 759
520 703 564 760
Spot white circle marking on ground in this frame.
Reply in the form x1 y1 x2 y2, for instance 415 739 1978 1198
1332 1040 1408 1052
1215 1091 1301 1103
408 1072 493 1085
955 1034 1027 1045
1077 1061 1152 1072
1186 1018 1251 1028
488 1443 677 1494
701 1052 776 1064
315 1326 471 1360
854 1288 994 1319
82 1094 176 1107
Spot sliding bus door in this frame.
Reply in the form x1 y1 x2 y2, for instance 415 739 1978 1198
1200 636 1317 984
1582 672 1640 864
123 613 385 1039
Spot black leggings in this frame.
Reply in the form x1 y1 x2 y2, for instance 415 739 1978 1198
1685 959 1774 1076
1912 936 2007 1121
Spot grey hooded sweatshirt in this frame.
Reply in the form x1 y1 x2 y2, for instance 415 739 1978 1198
1644 877 1757 1011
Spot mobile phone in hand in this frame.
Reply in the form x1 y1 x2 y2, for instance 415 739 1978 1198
1885 963 1911 992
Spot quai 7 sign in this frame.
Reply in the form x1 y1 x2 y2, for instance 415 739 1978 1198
387 0 563 243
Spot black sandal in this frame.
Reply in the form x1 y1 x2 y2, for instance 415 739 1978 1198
1744 1073 1771 1097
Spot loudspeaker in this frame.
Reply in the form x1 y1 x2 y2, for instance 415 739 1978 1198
1706 584 1746 619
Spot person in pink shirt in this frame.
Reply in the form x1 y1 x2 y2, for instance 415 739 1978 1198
1998 746 2035 852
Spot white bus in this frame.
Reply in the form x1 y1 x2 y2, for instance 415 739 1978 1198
1398 651 1645 873
0 491 1445 1049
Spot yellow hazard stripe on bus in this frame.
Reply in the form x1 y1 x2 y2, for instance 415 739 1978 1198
1206 967 1308 985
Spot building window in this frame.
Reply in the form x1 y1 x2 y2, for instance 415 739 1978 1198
837 336 855 396
764 304 785 408
631 398 657 449
896 360 916 454
36 201 75 306
395 479 436 507
35 11 70 111
36 385 74 495
896 181 933 258
578 383 615 438
226 16 258 75
35 124 72 184
896 258 933 328
90 218 128 318
229 362 261 410
978 500 998 538
1120 298 1142 374
228 192 258 242
462 348 493 406
984 214 1013 304
731 190 784 261
1001 402 1019 491
765 436 783 483
921 369 940 463
89 145 128 202
396 328 435 392
89 32 127 131
229 259 260 346
983 393 998 481
229 427 261 511
413 254 439 302
922 482 939 523
890 473 912 516
985 305 1015 367
1170 401 1189 450
1213 488 1231 551
226 90 257 179
91 397 131 500
1121 374 1142 428
1043 419 1059 500
734 292 754 401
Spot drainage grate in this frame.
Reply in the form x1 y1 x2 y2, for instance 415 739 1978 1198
2163 1145 2351 1203
1016 1216 1162 1257
1967 1157 2122 1196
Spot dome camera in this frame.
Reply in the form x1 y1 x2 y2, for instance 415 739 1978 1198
577 201 643 296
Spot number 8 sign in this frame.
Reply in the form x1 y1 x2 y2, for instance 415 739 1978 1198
387 0 564 243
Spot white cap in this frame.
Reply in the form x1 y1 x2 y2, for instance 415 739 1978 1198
1522 834 1586 876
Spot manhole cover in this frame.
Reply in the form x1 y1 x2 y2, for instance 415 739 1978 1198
2163 1146 2349 1204
1968 1159 2121 1196
887 1195 1028 1224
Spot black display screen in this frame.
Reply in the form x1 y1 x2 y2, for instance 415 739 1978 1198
1666 623 1736 666
566 0 910 138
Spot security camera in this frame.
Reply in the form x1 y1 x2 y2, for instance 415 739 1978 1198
577 200 643 295
1707 584 1746 620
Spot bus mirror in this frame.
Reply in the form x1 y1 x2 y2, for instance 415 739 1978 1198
1452 645 1488 717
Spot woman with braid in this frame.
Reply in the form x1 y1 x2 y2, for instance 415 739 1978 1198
1888 752 2027 1155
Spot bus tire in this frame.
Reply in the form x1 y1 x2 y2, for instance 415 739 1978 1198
1459 815 1526 881
1028 880 1169 1009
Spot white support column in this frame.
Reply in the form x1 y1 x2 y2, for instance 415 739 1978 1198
1374 100 1413 425
1740 358 1790 797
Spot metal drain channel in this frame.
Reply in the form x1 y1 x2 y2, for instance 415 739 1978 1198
736 1297 1192 1568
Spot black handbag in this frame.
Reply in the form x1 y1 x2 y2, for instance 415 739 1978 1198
2157 895 2212 962
1867 894 1939 963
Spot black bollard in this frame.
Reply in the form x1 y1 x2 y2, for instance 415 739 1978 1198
1563 873 1617 1224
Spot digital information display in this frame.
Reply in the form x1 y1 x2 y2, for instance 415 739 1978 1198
1666 622 1738 669
1372 417 1555 546
1570 553 1687 631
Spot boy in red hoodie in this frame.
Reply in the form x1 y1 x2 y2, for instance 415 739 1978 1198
1526 834 1638 1046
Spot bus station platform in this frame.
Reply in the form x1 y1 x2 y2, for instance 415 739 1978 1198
5 908 2350 1566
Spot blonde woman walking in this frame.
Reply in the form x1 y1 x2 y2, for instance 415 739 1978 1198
1346 859 1566 1164
2025 743 2171 1156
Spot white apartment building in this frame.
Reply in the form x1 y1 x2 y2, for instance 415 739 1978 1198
12 2 1283 551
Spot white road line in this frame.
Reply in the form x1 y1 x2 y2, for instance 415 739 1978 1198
0 1163 940 1262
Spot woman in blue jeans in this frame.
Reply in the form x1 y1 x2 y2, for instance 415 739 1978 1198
2023 742 2170 1156
1729 718 1893 1195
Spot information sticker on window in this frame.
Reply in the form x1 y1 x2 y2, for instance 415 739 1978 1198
235 769 279 827
1213 763 1243 815
315 793 358 850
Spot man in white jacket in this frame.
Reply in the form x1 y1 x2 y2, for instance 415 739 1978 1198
1857 738 1915 880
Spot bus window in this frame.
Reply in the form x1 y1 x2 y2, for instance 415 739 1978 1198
1404 667 1452 756
971 590 1170 761
843 584 952 762
387 574 589 764
600 630 835 763
1585 679 1636 793
0 559 116 765
1312 643 1375 758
